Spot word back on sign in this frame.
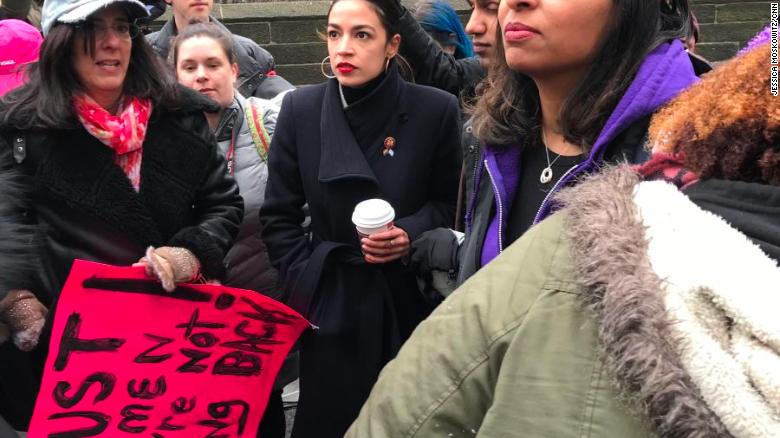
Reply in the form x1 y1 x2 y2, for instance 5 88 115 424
28 259 309 438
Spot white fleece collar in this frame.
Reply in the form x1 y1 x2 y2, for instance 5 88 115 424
634 181 780 438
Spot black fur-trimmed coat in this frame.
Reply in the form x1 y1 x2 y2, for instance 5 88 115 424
0 151 34 295
0 87 243 306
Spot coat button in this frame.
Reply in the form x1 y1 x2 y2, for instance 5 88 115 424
465 126 473 134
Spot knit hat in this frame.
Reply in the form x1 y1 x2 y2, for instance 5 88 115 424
0 19 42 96
41 0 149 36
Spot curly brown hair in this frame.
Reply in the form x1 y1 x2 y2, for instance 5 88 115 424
649 42 780 185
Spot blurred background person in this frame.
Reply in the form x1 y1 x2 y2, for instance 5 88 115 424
171 22 290 438
259 0 462 435
394 0 493 98
146 0 293 99
0 0 42 26
348 37 780 438
0 19 42 97
0 0 243 429
413 0 474 59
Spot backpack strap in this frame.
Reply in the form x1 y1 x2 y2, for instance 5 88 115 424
244 100 271 162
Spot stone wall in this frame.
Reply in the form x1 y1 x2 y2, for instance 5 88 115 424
154 0 774 86
692 0 772 61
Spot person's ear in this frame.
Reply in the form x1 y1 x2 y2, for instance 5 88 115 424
164 0 173 6
387 33 401 58
231 63 238 82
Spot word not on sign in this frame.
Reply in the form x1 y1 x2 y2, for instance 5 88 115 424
29 260 309 438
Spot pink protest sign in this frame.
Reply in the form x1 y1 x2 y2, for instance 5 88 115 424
28 259 309 438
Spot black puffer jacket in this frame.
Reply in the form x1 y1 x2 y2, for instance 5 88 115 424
147 18 294 99
0 86 244 305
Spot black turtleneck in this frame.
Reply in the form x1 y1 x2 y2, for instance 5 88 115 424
338 63 400 154
341 71 387 107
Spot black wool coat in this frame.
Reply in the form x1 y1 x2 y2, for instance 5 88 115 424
259 65 462 437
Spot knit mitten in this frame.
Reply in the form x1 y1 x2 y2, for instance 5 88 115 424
0 289 48 351
142 246 201 292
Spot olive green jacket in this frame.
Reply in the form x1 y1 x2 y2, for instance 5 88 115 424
347 213 652 437
347 168 734 438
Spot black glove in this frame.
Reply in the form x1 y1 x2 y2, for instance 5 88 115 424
410 228 459 274
387 0 404 21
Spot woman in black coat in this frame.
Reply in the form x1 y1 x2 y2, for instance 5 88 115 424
259 0 461 435
0 151 34 437
0 0 242 429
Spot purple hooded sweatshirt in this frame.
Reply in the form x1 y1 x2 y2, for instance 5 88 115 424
470 39 699 268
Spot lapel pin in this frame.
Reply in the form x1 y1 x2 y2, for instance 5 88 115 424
383 136 396 157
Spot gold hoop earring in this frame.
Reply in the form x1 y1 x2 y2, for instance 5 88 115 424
321 56 336 79
385 57 391 73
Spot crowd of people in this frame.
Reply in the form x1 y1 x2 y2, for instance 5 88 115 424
0 0 777 437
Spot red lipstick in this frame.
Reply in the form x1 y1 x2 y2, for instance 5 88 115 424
336 62 356 74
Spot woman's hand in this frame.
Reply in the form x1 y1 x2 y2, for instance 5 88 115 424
136 246 201 292
361 226 410 264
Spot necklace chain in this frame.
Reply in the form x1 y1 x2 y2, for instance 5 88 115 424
540 128 563 184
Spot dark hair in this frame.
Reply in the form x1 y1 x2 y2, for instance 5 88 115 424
328 0 402 41
170 22 237 69
326 0 414 80
471 0 692 150
0 16 177 129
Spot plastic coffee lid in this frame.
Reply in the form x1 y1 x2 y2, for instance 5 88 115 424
352 198 395 227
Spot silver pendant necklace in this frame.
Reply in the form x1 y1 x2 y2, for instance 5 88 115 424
540 129 563 184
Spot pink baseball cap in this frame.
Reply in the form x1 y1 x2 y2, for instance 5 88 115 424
0 19 43 96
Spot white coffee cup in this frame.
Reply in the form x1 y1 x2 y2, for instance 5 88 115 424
352 199 395 238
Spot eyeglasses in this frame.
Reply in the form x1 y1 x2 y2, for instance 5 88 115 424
75 21 141 40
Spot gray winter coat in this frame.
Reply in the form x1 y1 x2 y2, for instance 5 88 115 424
214 92 300 390
146 18 294 99
215 91 285 298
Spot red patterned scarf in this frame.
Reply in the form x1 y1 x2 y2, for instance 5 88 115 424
74 95 152 191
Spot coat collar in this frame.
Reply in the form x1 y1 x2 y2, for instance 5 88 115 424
535 39 699 221
154 17 232 57
318 62 405 185
557 166 732 437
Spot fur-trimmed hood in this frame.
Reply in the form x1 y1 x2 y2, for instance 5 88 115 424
558 166 780 438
